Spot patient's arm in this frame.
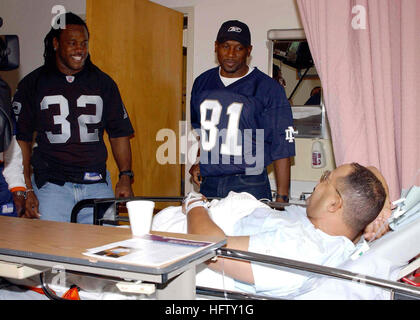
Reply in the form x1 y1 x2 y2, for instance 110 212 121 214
187 206 255 285
363 202 391 241
364 166 392 241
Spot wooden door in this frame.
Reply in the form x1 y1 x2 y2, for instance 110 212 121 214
86 0 183 198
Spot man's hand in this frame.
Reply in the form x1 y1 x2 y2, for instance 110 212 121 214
23 190 40 219
12 191 25 217
109 136 133 198
115 175 134 198
189 164 202 186
273 158 291 203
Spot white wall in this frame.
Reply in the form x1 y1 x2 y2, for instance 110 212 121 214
152 0 311 195
0 0 85 92
153 0 302 78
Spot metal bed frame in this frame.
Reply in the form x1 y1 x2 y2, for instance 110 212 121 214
69 197 420 300
69 196 298 225
208 248 420 300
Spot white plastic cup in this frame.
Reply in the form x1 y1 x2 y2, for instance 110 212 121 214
126 200 155 237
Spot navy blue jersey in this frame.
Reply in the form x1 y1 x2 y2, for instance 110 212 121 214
13 64 134 183
191 67 295 177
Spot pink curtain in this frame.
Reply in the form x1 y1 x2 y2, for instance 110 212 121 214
297 0 420 201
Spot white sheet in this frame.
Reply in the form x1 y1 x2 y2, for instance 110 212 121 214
152 191 269 235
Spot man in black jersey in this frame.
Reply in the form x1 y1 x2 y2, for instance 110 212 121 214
13 13 134 223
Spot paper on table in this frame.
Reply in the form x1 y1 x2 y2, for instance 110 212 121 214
83 234 214 268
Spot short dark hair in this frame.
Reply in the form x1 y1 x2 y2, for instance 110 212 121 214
339 163 386 234
43 12 92 69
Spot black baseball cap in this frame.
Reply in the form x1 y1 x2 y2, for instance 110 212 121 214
216 20 251 47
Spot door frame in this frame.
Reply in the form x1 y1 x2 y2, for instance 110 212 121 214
174 6 196 195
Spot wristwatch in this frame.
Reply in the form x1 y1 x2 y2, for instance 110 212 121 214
119 170 134 180
276 194 289 203
13 190 26 198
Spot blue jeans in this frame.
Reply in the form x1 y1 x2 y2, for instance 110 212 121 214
32 171 114 224
199 168 272 200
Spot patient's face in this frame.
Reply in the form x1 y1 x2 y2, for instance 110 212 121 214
306 164 352 217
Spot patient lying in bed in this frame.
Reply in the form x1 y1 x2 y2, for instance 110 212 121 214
153 163 390 298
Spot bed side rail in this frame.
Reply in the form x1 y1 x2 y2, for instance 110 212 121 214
216 247 420 300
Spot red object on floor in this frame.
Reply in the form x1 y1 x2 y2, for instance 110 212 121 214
62 285 81 300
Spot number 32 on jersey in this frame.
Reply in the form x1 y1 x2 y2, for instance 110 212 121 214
40 95 103 144
200 99 243 156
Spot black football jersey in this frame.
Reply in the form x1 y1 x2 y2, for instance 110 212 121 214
13 64 134 174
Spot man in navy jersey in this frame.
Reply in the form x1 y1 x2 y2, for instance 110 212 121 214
189 20 295 202
13 13 134 223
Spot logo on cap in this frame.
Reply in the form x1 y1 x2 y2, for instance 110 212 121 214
228 26 242 33
216 20 251 47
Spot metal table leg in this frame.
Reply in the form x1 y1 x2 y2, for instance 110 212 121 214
156 268 196 300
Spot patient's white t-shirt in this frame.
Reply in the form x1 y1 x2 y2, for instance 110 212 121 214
233 205 355 297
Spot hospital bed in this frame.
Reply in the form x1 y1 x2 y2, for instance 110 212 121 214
196 211 420 300
1 192 419 300
68 192 420 300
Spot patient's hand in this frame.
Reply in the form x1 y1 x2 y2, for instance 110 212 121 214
363 200 392 241
182 192 208 214
364 166 392 241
